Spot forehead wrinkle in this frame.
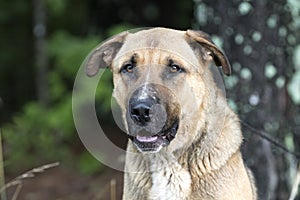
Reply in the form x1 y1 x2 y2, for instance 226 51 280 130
133 49 160 66
150 49 169 67
148 39 159 49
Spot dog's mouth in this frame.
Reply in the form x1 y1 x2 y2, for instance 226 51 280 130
128 119 179 153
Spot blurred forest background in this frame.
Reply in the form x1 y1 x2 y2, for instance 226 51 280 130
0 0 300 199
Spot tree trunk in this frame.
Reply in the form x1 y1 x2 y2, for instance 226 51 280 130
194 0 299 199
32 0 48 106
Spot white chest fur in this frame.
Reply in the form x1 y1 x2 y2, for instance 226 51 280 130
148 155 192 200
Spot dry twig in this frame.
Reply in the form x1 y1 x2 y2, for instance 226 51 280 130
0 162 59 200
0 131 7 200
110 179 116 200
289 164 300 200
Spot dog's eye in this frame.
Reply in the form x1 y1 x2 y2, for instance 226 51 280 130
170 64 183 73
121 64 135 73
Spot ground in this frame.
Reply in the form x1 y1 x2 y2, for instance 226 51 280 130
5 166 124 200
4 120 128 200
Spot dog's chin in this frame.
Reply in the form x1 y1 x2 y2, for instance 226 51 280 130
128 120 179 153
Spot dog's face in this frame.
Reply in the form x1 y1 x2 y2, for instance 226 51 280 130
85 28 231 153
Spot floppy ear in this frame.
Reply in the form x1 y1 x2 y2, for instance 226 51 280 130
85 31 128 77
186 30 231 76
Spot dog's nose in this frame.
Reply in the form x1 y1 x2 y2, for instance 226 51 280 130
130 102 151 126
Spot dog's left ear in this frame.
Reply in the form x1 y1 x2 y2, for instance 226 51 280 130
186 30 231 76
85 31 128 77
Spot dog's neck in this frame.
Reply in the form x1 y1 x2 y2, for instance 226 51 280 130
143 149 192 200
187 102 243 175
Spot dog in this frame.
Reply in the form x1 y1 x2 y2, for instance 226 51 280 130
85 28 257 200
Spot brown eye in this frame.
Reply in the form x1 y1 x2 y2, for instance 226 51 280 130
170 64 182 73
121 64 135 73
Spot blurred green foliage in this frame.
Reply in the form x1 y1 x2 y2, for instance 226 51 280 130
48 31 100 78
3 102 72 172
2 21 136 173
1 0 134 173
78 151 104 175
2 31 100 173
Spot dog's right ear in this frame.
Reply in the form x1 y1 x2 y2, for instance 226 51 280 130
85 31 128 77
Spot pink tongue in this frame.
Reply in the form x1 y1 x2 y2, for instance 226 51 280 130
136 135 158 142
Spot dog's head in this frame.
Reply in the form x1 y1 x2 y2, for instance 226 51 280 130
85 28 231 153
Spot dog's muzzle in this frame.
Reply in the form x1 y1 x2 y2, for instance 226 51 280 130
126 84 180 153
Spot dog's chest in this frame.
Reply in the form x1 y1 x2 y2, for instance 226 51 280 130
148 160 191 200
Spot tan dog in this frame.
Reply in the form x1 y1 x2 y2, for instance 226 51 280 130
85 28 257 200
